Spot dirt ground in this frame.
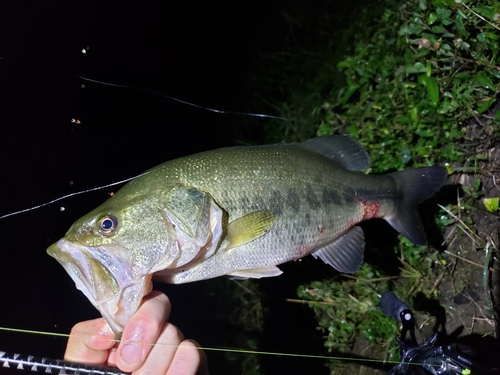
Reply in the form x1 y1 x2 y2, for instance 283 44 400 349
333 105 500 374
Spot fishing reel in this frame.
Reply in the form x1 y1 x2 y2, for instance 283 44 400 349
380 292 498 375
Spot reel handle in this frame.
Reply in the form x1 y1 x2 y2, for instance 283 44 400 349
380 291 417 347
379 291 410 322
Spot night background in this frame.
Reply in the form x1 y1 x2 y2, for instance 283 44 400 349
0 1 334 374
3 1 500 374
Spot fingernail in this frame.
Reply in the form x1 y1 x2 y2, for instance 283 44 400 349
122 342 143 365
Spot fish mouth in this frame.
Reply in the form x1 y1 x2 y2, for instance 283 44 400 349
47 240 151 336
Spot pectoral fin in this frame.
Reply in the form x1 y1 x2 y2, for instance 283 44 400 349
221 210 276 251
228 266 283 279
312 226 365 274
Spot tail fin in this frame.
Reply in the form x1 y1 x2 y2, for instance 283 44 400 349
387 166 447 245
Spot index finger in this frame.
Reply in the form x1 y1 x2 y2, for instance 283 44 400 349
64 317 117 365
116 291 171 373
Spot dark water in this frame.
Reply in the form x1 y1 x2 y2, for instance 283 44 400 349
0 1 331 374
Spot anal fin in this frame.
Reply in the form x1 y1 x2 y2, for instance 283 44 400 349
228 266 283 280
312 226 365 274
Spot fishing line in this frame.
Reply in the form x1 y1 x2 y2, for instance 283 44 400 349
0 326 405 366
78 76 287 121
1 57 286 219
1 56 412 371
0 172 149 220
1 56 286 121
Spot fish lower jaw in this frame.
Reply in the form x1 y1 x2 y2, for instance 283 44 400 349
48 239 150 335
76 269 151 335
69 263 150 335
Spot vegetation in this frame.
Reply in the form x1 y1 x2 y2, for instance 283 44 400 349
236 0 500 373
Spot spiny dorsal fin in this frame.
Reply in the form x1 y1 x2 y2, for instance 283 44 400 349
312 226 365 274
299 135 370 171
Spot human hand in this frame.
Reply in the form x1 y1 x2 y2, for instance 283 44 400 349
64 291 208 375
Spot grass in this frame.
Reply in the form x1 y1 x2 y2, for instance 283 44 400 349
235 0 500 373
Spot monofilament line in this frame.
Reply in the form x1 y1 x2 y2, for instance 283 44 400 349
78 76 287 121
0 172 149 220
0 326 404 366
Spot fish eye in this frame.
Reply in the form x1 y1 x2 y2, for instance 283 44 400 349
99 215 118 234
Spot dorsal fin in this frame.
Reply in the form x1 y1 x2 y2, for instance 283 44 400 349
299 135 370 171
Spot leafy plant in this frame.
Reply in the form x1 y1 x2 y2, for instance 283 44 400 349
316 0 500 172
297 265 395 353
241 0 500 372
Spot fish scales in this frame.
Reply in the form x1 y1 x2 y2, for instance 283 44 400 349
142 150 365 276
47 135 448 334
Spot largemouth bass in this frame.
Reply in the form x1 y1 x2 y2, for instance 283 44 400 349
47 135 447 334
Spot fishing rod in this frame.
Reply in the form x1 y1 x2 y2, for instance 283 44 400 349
0 327 392 374
0 350 129 375
2 292 498 375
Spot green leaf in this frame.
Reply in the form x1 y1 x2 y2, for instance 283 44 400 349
339 85 359 105
431 25 454 37
399 22 425 36
317 122 333 136
457 9 468 19
488 32 499 41
415 129 434 137
477 32 486 42
401 146 412 164
337 60 350 69
349 124 359 138
455 16 469 37
406 62 427 74
436 7 452 24
472 5 495 21
476 72 494 90
454 72 471 80
409 106 419 124
419 75 440 107
438 99 453 114
426 61 432 77
483 198 499 213
477 98 495 114
473 177 481 191
428 12 439 25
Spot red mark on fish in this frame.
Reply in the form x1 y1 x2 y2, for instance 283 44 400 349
360 199 380 220
297 245 310 258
